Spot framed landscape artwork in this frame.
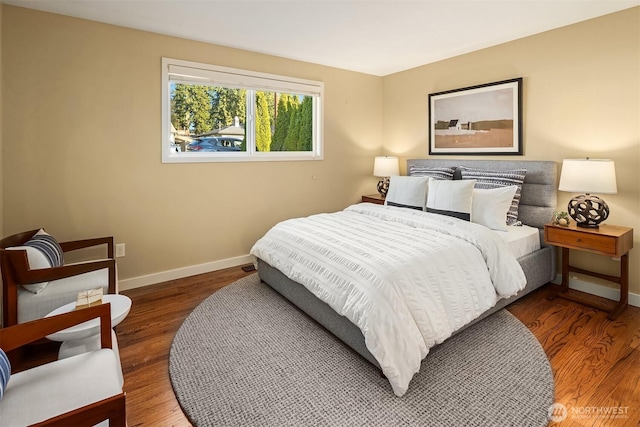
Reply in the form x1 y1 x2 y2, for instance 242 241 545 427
428 78 523 155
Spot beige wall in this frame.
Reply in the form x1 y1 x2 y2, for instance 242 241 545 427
382 8 640 294
2 5 639 296
1 6 382 282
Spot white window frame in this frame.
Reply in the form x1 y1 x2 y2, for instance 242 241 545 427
162 58 324 163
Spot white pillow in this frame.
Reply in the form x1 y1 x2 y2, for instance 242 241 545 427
5 245 51 294
472 186 518 231
459 167 527 226
384 176 429 210
426 178 476 221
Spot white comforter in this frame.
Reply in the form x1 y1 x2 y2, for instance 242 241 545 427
250 203 526 396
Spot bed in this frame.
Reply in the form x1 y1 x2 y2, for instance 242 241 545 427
252 159 557 396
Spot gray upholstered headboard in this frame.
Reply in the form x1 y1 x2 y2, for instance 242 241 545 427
407 159 557 229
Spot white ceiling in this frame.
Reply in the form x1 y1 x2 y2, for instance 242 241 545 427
4 0 639 76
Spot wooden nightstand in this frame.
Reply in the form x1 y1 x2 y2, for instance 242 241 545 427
361 194 385 205
544 222 634 320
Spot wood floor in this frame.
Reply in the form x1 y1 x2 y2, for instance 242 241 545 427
19 266 640 426
116 267 253 427
507 290 639 427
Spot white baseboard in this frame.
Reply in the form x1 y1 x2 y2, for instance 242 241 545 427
118 254 255 291
552 274 640 308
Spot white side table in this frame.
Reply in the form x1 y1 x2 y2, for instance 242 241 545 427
46 294 132 359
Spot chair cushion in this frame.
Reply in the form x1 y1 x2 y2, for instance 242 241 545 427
0 349 123 426
17 268 111 323
0 349 10 401
57 329 124 386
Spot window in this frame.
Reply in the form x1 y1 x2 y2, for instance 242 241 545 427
162 58 324 163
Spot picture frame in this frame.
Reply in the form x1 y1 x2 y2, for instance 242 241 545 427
428 78 523 155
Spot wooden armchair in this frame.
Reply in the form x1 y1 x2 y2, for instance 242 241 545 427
1 229 117 327
0 303 126 426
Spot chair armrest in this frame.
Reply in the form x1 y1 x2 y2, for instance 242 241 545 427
59 236 114 259
0 303 112 352
15 257 117 294
30 393 127 427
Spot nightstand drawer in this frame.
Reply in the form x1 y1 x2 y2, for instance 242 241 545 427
545 226 617 255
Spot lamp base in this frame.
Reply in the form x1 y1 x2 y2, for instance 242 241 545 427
567 194 609 228
377 177 390 197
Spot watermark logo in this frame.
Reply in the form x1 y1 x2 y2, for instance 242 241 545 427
548 403 568 422
548 403 629 422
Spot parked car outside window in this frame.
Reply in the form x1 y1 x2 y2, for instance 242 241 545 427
186 137 243 152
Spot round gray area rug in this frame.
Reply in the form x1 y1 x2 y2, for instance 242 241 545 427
169 274 554 426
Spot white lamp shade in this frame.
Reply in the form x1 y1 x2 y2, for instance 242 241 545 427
373 156 399 177
559 159 617 194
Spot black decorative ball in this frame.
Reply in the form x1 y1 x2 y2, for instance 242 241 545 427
567 194 609 228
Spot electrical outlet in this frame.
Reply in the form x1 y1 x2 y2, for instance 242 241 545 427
115 243 126 258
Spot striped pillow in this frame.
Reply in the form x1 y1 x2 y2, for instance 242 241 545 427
459 167 527 226
25 229 63 268
0 348 10 400
6 230 65 294
408 165 456 180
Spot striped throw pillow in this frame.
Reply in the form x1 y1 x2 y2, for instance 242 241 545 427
25 229 64 268
408 165 456 180
0 348 10 400
459 167 527 226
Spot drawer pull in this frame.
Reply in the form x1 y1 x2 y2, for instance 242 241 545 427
576 238 582 243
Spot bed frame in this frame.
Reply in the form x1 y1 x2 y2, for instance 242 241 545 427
257 159 557 368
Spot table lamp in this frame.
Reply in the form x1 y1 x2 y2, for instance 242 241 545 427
558 158 617 228
373 156 399 197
